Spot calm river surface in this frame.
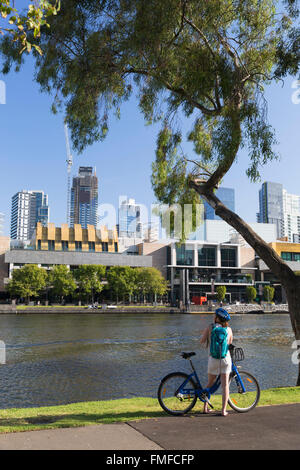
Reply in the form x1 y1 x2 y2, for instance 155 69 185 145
0 313 297 409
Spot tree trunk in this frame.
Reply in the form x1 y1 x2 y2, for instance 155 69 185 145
190 181 300 385
284 282 300 385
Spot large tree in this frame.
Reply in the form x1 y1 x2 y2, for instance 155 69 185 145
48 264 76 303
135 267 168 303
7 264 47 304
106 266 136 302
74 265 106 303
1 0 300 382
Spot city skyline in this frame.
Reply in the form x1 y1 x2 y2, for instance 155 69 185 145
0 54 299 237
5 177 300 242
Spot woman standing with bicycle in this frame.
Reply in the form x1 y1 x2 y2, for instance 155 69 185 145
200 308 233 416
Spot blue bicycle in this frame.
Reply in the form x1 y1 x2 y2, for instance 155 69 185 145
157 345 260 415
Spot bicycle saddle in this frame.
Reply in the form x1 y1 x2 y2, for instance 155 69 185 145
181 352 196 359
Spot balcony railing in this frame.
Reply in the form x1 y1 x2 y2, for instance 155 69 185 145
189 277 253 284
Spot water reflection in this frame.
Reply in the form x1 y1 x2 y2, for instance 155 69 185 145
0 313 297 409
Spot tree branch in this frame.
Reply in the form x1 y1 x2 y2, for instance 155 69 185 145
189 181 297 284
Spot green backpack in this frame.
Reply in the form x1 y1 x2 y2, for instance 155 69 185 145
210 324 229 359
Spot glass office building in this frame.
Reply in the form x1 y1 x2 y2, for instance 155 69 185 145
70 167 98 228
204 187 235 220
10 190 49 241
118 198 142 238
257 181 300 241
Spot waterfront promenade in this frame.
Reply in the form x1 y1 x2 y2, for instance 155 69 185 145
0 403 299 450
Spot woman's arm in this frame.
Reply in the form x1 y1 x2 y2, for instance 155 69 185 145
228 327 233 344
200 326 210 346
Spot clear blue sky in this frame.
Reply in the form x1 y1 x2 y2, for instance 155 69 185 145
0 45 299 236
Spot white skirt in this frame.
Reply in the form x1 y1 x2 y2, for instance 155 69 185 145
208 353 232 375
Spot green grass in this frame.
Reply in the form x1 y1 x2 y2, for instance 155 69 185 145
15 305 171 310
16 305 86 310
0 387 299 434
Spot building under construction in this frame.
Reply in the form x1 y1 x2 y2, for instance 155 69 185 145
70 167 98 229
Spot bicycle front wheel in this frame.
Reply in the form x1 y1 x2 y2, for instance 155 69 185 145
158 372 197 416
228 370 260 413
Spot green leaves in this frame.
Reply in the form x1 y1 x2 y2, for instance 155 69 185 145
1 0 298 218
263 285 275 302
106 266 136 300
246 285 257 303
74 265 106 301
216 285 227 303
0 1 60 55
106 266 168 301
7 264 47 302
134 267 168 298
48 265 76 299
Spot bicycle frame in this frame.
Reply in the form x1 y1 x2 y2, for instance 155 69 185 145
178 358 246 402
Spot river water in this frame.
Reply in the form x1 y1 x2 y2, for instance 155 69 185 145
0 313 297 409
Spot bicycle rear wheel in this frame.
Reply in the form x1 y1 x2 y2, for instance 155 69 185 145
228 370 260 413
158 372 197 416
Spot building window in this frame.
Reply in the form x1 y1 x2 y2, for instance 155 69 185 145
37 240 41 250
221 248 237 267
281 252 300 262
114 242 118 253
198 247 216 266
75 241 82 252
102 242 108 252
88 242 95 252
48 240 55 251
62 241 69 251
176 245 194 266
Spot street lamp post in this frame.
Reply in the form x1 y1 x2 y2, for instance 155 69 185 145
210 273 216 310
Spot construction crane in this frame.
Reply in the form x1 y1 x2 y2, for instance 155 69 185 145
64 123 73 225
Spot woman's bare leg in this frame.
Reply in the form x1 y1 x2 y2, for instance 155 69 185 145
221 373 230 416
203 374 217 413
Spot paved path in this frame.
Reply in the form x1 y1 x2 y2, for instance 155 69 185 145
0 423 162 451
130 403 300 450
0 404 299 450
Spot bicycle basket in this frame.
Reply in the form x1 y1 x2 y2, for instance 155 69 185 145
232 347 244 362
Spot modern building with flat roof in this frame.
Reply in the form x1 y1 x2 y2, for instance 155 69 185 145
189 219 277 245
118 197 142 238
2 223 152 289
33 222 118 254
257 181 300 242
70 167 98 228
11 190 49 241
138 239 258 305
166 241 256 304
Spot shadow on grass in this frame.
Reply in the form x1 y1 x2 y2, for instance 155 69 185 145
0 408 213 432
0 410 172 432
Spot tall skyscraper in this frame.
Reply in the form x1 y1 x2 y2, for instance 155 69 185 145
204 187 235 220
257 181 300 241
10 190 49 241
70 167 98 228
118 197 142 238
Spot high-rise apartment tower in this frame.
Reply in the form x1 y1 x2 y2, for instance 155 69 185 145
118 197 142 238
10 190 49 241
257 181 300 241
70 167 98 228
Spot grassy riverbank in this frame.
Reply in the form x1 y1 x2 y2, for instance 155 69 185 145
0 386 299 434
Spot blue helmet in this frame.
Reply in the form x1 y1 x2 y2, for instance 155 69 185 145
215 308 231 321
